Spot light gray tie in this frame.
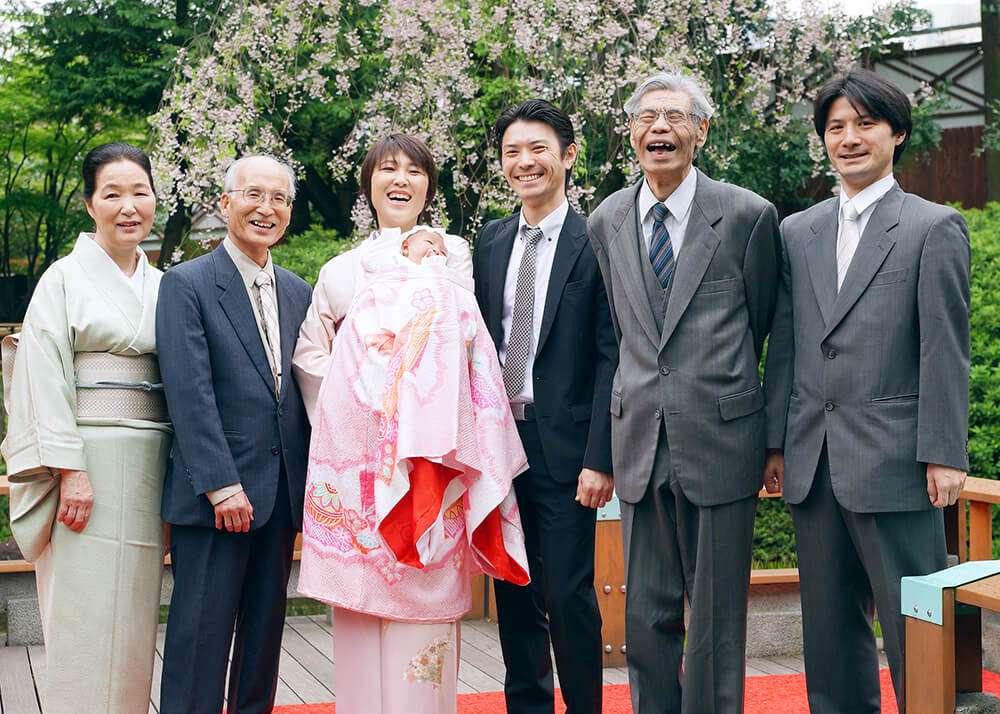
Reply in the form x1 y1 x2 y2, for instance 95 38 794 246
836 201 861 291
254 271 282 396
503 225 544 398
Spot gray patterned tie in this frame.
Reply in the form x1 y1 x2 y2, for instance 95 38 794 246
503 225 544 398
253 271 282 397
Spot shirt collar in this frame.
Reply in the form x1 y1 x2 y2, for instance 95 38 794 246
223 236 275 290
639 167 697 224
517 199 569 242
839 173 895 216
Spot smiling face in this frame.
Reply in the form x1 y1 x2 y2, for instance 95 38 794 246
629 88 708 188
500 119 576 211
824 95 904 196
369 151 430 232
401 229 448 263
219 156 292 263
86 159 156 254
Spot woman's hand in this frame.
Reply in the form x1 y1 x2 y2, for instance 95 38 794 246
57 469 95 533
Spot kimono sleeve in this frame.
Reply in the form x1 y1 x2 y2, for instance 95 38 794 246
1 266 85 481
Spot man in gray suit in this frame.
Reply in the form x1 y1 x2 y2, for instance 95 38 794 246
763 69 970 713
588 72 780 714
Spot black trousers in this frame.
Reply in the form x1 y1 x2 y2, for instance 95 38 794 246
792 445 946 714
493 420 603 714
160 469 297 714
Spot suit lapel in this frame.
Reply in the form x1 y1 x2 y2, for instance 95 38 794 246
214 246 277 397
805 199 839 325
488 217 518 352
608 181 660 348
822 185 903 340
535 209 588 357
658 171 722 352
274 268 298 403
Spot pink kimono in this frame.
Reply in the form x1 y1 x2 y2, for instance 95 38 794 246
295 242 529 713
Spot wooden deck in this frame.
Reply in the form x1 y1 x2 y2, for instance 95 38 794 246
0 615 887 712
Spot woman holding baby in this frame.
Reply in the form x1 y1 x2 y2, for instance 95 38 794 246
293 134 529 714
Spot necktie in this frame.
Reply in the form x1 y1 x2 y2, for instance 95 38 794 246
503 225 544 398
836 202 861 291
253 271 282 396
649 202 674 289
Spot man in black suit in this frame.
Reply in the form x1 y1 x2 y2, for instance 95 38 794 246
473 99 617 714
156 155 312 713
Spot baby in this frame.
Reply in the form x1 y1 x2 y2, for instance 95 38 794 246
400 228 448 263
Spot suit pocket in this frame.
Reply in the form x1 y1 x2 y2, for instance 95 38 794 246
610 392 622 417
718 384 764 421
696 277 739 294
870 393 918 421
870 268 908 287
564 279 588 294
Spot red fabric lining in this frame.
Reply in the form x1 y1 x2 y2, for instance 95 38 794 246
472 507 529 585
379 458 459 568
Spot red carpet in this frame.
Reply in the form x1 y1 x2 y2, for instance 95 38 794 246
273 669 1000 713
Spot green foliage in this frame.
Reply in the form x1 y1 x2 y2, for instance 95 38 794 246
270 225 354 286
752 498 797 567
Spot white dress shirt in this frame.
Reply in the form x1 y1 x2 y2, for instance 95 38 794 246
499 200 569 404
638 167 698 256
837 173 896 268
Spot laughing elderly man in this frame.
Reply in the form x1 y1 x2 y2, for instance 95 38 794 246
588 72 781 714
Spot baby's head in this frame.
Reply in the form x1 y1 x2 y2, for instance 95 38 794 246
401 229 448 264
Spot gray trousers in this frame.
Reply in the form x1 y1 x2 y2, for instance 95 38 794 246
792 446 946 713
621 429 757 714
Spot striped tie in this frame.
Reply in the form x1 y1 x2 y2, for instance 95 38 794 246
649 202 674 289
253 271 282 397
503 225 544 398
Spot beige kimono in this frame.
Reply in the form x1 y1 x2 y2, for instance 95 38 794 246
1 234 171 714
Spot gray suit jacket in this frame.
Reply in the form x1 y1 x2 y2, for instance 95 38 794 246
588 170 781 506
763 184 970 513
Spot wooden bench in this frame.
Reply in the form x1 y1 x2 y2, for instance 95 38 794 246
903 563 1000 713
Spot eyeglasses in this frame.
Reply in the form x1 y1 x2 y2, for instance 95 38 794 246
228 188 293 208
629 108 696 127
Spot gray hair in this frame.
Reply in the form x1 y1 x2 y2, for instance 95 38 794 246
624 72 715 122
223 154 297 199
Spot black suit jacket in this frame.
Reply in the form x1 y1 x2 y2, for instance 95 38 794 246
156 244 312 530
473 207 617 484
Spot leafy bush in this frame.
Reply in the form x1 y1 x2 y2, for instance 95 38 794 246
270 225 354 286
753 498 797 567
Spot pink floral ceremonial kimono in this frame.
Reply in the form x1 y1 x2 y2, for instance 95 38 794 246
296 248 529 713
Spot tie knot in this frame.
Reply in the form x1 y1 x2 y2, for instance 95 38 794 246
652 202 669 223
521 225 544 245
842 202 859 222
254 271 272 288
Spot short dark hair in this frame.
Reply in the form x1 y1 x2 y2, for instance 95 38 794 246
82 142 155 201
359 134 438 226
813 69 912 165
492 99 576 189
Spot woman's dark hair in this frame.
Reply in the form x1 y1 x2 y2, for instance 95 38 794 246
813 69 912 165
492 99 576 189
82 142 156 201
359 134 438 226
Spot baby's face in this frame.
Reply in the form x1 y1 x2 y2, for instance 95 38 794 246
402 230 448 263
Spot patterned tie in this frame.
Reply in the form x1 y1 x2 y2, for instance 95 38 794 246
649 202 674 289
836 201 861 291
253 271 282 396
503 225 544 398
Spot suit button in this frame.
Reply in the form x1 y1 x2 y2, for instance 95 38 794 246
654 409 662 419
271 446 280 455
824 401 835 412
278 407 284 416
659 366 670 375
827 350 837 360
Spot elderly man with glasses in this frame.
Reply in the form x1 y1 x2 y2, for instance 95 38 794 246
156 155 313 714
587 72 781 714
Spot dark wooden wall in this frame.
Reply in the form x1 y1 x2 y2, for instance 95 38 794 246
897 126 986 209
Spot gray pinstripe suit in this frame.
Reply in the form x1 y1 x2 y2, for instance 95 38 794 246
763 183 971 712
588 169 781 714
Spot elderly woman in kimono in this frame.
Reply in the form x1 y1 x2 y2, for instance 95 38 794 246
293 134 528 714
0 142 170 713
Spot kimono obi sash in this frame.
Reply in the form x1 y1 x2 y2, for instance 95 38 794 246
74 352 168 422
